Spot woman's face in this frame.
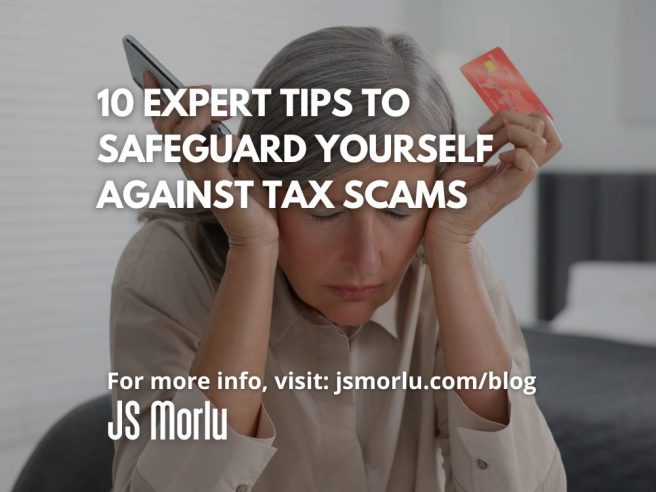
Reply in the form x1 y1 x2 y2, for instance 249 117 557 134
277 162 438 328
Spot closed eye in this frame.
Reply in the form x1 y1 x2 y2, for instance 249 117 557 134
311 210 411 221
383 209 410 220
311 212 343 221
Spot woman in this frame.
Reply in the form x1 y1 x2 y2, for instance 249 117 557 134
110 27 565 491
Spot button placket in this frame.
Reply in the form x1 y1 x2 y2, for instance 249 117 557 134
314 325 369 491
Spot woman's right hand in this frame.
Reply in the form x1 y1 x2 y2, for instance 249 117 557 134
143 71 279 250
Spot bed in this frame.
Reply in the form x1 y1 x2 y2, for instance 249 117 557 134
521 171 656 491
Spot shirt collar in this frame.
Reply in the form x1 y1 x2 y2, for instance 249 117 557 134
269 250 425 347
369 287 399 339
269 271 399 347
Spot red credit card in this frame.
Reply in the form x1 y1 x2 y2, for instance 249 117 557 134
460 47 552 119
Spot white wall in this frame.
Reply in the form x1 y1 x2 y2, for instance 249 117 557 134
429 0 655 324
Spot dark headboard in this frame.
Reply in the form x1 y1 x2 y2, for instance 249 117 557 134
537 172 656 321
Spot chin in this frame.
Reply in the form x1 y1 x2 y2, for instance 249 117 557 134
324 305 372 327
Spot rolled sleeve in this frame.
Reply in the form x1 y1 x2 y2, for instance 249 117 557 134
136 385 277 492
110 219 279 492
444 360 562 492
434 256 566 492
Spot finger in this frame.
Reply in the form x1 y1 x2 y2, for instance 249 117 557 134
465 119 541 166
209 94 232 122
178 134 235 184
464 131 506 166
464 140 491 165
211 160 236 183
152 84 208 135
142 70 159 90
177 97 212 139
179 84 211 112
176 85 233 123
174 106 213 163
462 165 496 188
441 162 496 187
493 148 539 203
501 124 548 165
529 112 563 160
143 71 168 122
162 84 210 134
150 92 184 135
153 110 183 136
478 110 546 137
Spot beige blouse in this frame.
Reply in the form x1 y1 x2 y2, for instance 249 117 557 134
109 217 566 492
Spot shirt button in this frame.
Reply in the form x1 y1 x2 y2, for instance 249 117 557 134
236 485 249 492
476 459 489 470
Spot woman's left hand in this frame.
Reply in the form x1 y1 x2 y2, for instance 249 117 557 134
424 110 562 247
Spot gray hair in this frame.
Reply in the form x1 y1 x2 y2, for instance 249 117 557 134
239 26 456 183
139 26 458 276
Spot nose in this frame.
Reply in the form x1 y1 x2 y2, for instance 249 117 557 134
340 213 382 276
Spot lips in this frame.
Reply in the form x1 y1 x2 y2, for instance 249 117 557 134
329 284 381 301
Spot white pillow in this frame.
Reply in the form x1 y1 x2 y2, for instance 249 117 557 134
549 261 656 347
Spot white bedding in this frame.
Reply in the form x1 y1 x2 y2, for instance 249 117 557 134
549 261 656 347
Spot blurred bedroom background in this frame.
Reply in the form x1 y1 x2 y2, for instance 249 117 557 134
1 0 654 490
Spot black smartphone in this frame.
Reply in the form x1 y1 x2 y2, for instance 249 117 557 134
122 34 231 139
